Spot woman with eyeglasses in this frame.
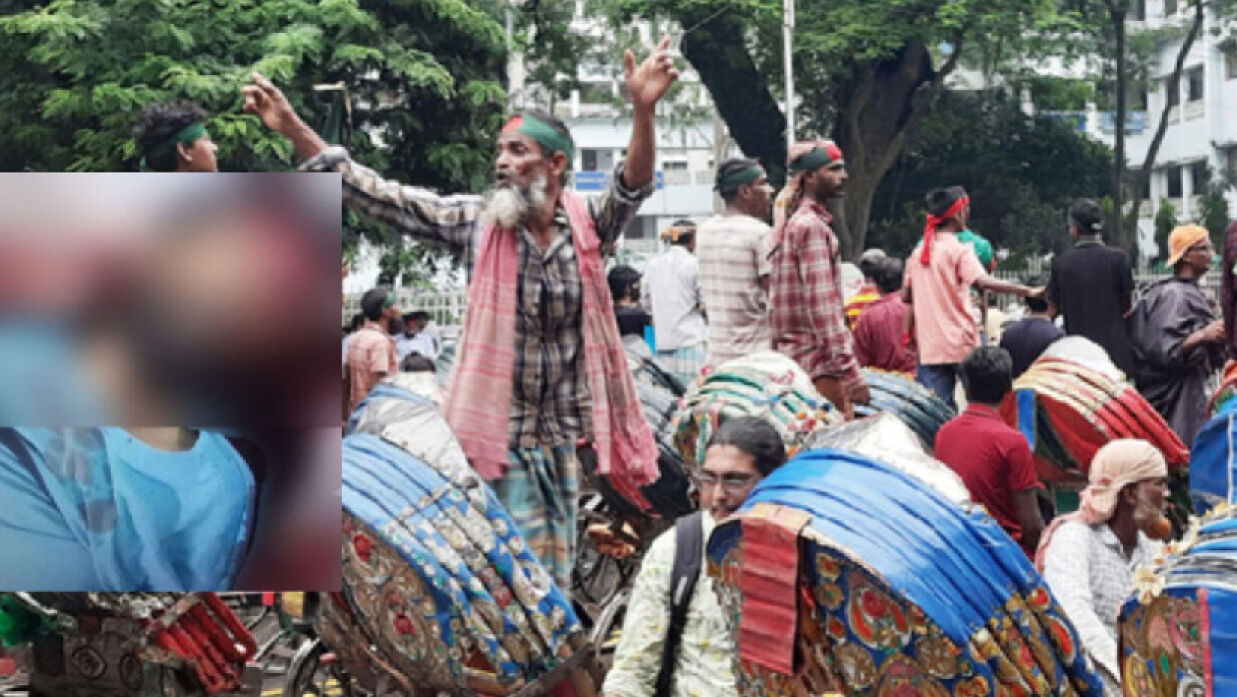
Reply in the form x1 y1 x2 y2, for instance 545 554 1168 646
602 416 787 697
1130 224 1227 445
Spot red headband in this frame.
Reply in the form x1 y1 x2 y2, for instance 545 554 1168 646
919 194 970 265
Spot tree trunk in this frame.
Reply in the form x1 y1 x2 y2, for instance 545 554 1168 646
678 10 788 185
672 14 960 258
830 40 963 258
1125 0 1204 259
1108 1 1129 251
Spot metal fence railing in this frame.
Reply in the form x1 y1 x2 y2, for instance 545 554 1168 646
346 270 1220 334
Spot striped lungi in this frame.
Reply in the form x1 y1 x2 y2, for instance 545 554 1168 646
656 342 707 389
494 444 580 590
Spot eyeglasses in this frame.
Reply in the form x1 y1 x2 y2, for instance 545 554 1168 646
691 471 758 494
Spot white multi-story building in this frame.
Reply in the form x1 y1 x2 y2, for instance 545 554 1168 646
949 0 1237 259
1114 0 1237 250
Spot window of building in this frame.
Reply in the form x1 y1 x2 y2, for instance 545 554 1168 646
662 160 689 186
1227 50 1237 79
1164 0 1177 15
1187 66 1204 101
1131 0 1146 19
1167 165 1184 198
582 149 599 172
1190 160 1210 191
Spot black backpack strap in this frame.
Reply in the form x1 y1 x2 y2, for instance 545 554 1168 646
653 511 704 697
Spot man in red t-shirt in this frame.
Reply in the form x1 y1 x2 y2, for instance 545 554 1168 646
934 346 1045 557
853 257 916 374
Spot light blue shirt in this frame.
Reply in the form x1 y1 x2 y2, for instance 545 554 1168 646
0 428 254 591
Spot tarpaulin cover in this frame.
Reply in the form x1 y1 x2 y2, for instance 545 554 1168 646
856 368 956 448
1119 505 1237 697
707 447 1104 697
336 393 587 695
1190 404 1237 516
1001 344 1188 482
673 350 841 466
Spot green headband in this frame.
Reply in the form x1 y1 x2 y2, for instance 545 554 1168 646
789 145 844 173
716 165 765 192
503 113 575 162
383 293 396 308
139 122 207 171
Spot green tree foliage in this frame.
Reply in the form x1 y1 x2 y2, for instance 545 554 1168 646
599 0 1061 257
869 91 1113 259
0 0 509 186
0 0 530 286
1154 198 1178 265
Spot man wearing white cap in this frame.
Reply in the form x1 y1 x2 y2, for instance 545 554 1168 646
1037 439 1172 695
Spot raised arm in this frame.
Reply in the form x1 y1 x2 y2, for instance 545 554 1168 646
620 36 678 191
242 72 479 256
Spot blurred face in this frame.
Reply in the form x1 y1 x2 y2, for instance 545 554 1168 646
740 175 775 218
1126 476 1168 528
495 133 563 192
1183 238 1214 275
809 162 848 200
179 132 219 173
696 444 762 520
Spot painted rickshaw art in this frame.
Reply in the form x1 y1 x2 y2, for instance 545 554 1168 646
706 420 1105 697
339 381 596 696
1118 504 1237 696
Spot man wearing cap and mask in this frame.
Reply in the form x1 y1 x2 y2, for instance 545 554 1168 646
696 158 776 368
1037 439 1172 695
642 219 707 386
1130 224 1226 445
242 41 678 589
345 287 400 417
768 139 869 418
903 186 1040 409
133 100 219 172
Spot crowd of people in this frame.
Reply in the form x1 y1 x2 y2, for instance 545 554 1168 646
121 34 1235 696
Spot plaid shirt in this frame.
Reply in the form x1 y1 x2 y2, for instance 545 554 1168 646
305 147 650 449
768 199 859 383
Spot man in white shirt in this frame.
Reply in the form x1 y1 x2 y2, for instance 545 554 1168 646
642 220 707 386
1037 439 1170 696
394 310 441 362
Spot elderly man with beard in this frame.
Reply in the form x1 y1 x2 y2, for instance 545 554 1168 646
1036 439 1172 696
768 139 868 418
242 40 679 589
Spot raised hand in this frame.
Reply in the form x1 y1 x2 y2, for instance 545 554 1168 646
242 72 301 136
624 35 680 114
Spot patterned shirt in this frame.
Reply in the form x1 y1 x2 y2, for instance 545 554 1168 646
768 199 859 383
696 213 773 366
304 147 650 449
1042 520 1157 695
345 322 398 413
602 512 738 697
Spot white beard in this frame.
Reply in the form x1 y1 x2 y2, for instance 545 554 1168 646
481 174 549 229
